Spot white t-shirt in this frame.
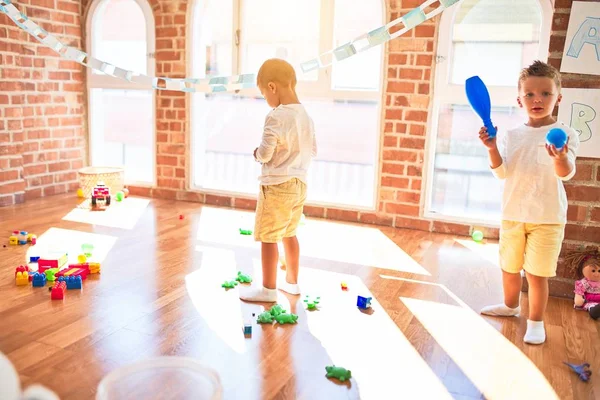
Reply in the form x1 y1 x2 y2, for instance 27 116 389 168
492 121 580 224
255 104 317 185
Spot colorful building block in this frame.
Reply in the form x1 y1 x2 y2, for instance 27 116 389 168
58 276 82 289
88 262 101 274
38 252 68 271
357 295 372 309
44 268 59 282
341 282 348 291
77 254 87 263
56 266 88 280
18 231 28 245
32 272 47 287
9 235 18 245
50 281 66 300
15 265 29 276
29 256 40 263
15 271 29 286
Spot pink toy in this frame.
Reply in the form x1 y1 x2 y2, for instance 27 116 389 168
55 266 88 280
566 250 600 320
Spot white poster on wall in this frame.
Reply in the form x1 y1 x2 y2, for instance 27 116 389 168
558 88 600 159
560 1 600 76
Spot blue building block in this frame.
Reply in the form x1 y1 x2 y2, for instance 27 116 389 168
357 295 372 309
32 272 46 287
30 256 40 262
58 276 82 289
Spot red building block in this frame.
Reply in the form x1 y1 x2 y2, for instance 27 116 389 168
56 266 89 280
51 281 66 300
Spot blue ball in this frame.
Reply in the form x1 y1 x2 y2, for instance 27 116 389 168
546 128 567 149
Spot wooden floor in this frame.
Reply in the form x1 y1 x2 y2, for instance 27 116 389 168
0 194 598 400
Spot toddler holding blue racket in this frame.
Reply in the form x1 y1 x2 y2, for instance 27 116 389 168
478 60 580 344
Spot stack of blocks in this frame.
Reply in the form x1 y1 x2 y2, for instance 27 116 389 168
58 276 82 290
32 272 47 287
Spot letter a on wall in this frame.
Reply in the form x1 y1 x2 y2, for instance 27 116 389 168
561 1 600 76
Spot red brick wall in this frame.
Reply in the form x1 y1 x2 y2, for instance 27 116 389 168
0 0 86 207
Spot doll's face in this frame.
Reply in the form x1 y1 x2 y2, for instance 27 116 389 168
582 263 600 282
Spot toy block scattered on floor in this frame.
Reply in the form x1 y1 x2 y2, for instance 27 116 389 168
15 271 29 286
58 276 82 290
50 281 66 300
38 252 68 272
56 265 89 280
44 268 59 282
357 295 372 309
32 272 47 287
88 262 101 274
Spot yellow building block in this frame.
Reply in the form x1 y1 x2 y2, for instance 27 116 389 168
15 272 29 286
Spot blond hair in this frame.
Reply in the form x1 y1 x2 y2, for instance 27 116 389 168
257 58 297 89
518 60 561 90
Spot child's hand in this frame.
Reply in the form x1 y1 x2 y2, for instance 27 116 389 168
478 126 497 150
545 137 569 161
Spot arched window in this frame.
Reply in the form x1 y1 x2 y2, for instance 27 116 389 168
425 0 553 223
191 0 384 208
87 0 155 185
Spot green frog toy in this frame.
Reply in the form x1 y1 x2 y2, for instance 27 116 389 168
325 365 352 382
235 271 252 283
274 313 298 324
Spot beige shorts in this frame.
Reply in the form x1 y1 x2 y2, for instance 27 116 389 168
499 220 565 278
254 178 307 243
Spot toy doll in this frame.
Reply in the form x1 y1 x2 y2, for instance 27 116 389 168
565 249 600 320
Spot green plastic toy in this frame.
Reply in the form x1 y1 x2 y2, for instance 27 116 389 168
274 313 298 324
81 243 94 258
304 295 321 310
472 230 484 242
325 365 352 382
269 304 286 317
236 271 252 283
256 311 274 324
44 268 59 282
239 229 252 235
115 191 124 202
221 280 239 289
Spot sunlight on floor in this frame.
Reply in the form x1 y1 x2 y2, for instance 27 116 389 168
185 245 291 354
454 238 500 268
62 197 150 229
26 227 117 266
300 267 453 399
401 297 559 400
196 206 430 275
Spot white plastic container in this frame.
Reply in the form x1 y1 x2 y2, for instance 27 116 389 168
96 357 223 400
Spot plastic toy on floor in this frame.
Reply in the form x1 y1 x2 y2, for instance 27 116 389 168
235 271 252 283
221 280 239 289
563 362 591 382
239 229 252 235
269 304 286 317
32 272 47 287
91 181 111 210
256 311 274 324
325 365 352 382
50 281 66 300
304 295 320 310
274 313 298 324
15 271 29 286
357 295 372 309
565 249 600 320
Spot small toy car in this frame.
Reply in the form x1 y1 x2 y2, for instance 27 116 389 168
91 181 111 208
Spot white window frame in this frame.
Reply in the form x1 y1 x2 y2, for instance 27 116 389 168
188 0 385 210
422 0 554 226
86 0 157 187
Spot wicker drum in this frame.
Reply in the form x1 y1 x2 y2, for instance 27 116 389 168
78 167 124 198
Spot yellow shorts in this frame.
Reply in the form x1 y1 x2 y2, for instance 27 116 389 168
499 220 565 278
254 178 307 243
